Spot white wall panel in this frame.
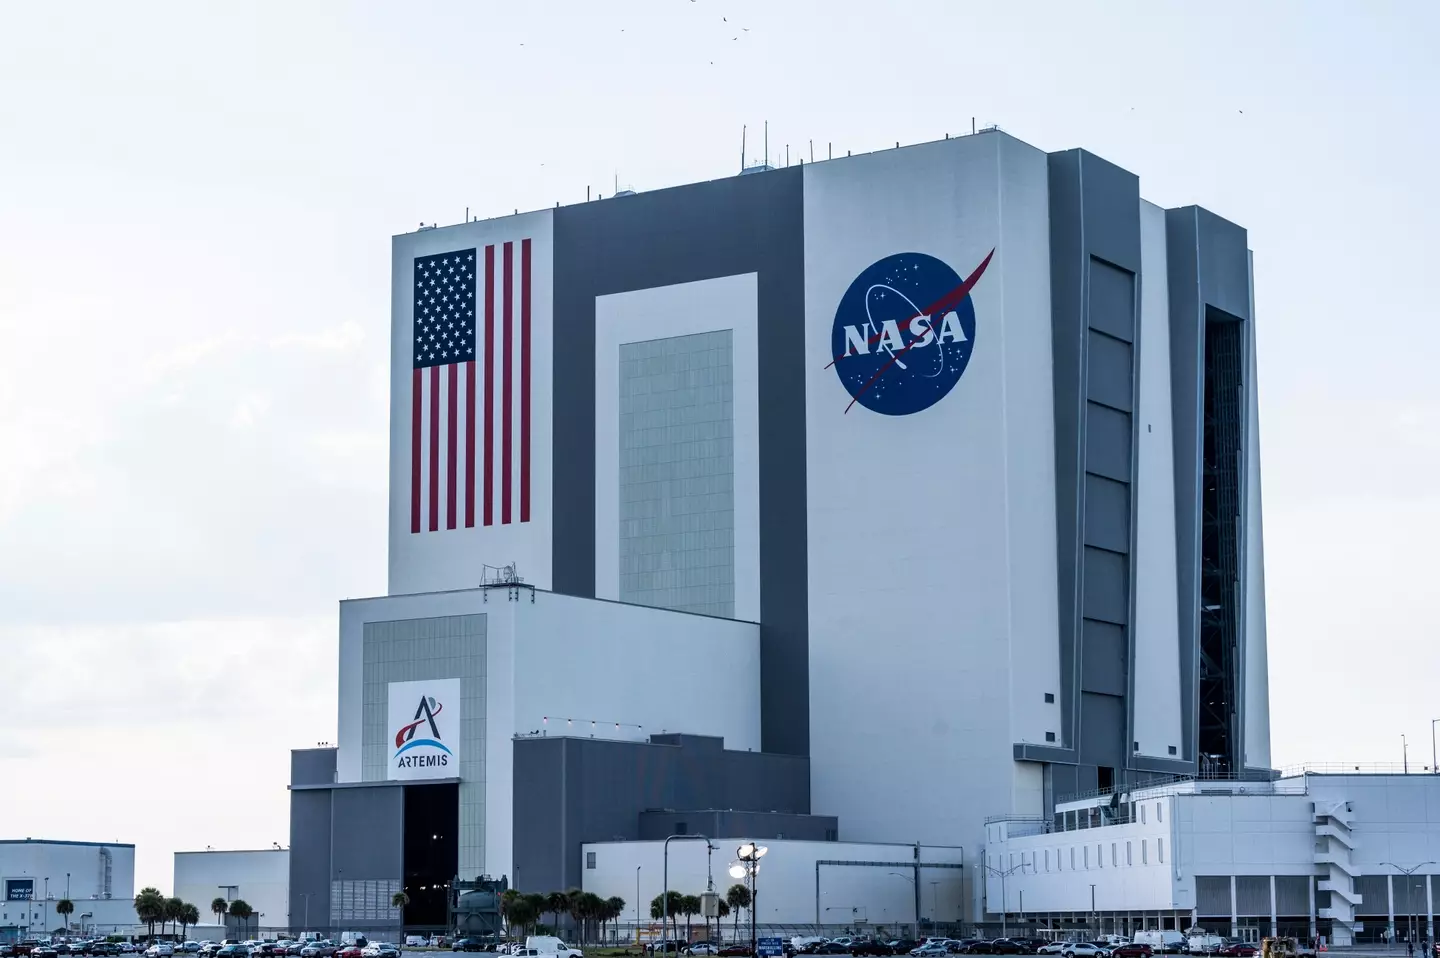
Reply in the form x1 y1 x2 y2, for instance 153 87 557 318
388 212 555 597
174 849 289 929
1132 201 1185 760
593 274 761 621
582 839 966 927
1242 252 1272 772
802 132 1056 853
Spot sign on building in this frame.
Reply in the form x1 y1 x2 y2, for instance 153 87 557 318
387 678 462 780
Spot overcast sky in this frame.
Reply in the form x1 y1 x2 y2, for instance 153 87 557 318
2 0 1437 896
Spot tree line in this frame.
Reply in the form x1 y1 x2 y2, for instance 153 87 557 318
131 889 210 939
648 885 752 942
499 890 628 943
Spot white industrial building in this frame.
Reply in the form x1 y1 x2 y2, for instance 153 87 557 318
174 849 290 936
1 839 137 939
984 770 1440 946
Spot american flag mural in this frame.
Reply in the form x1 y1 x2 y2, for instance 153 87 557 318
411 241 531 533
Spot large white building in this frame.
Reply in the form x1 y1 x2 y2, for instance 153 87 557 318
0 839 137 939
284 128 1273 936
984 770 1440 946
174 849 290 936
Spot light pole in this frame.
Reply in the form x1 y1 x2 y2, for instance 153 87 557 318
1431 719 1438 774
1090 885 1098 937
978 862 1023 938
1404 735 1410 774
930 881 940 924
730 843 767 957
1383 863 1434 943
887 873 920 939
636 866 641 944
664 834 714 951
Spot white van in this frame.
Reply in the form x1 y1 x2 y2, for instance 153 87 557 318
1134 932 1186 954
1186 936 1225 955
404 938 427 949
524 938 581 958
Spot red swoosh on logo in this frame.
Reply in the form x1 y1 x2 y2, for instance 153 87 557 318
394 701 443 748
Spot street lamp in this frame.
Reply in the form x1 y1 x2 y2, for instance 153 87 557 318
886 873 920 939
1382 863 1434 943
1432 719 1438 775
977 862 1023 938
636 866 642 944
732 843 768 957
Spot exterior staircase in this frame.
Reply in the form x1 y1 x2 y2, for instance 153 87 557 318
1314 800 1361 945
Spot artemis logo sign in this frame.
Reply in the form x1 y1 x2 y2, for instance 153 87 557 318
827 250 994 416
387 678 461 780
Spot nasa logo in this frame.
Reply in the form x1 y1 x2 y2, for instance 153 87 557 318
828 249 994 415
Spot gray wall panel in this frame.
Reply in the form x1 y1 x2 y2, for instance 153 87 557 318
1079 692 1125 769
292 747 337 787
1087 333 1134 412
289 788 334 932
1088 260 1137 342
1083 475 1131 554
1085 402 1133 483
1081 620 1127 696
1082 547 1128 624
552 170 809 756
332 786 405 881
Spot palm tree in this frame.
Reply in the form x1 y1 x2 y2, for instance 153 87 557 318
228 899 254 939
603 897 626 944
725 885 750 943
716 901 730 941
391 891 410 921
679 896 701 943
211 898 228 930
134 888 166 940
523 894 546 935
545 892 570 936
165 898 184 938
55 899 74 933
180 903 200 939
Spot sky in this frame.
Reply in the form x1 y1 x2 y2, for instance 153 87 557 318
1 0 1437 896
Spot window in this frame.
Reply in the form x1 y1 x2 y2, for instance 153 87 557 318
1168 745 1177 755
1057 847 1063 870
1126 841 1133 865
1158 838 1165 863
1142 840 1148 864
1112 842 1117 867
825 828 838 841
1045 693 1055 703
1010 853 1016 870
1141 804 1147 824
1070 847 1076 869
1157 802 1163 823
586 852 596 869
1046 731 1056 742
1084 846 1090 868
1044 849 1050 872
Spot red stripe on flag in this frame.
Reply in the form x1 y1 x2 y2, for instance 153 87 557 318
520 238 531 524
411 368 421 534
446 362 458 530
465 359 476 528
484 245 495 527
429 365 439 532
502 241 513 525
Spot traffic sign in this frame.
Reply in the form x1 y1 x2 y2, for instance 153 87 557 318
758 939 785 957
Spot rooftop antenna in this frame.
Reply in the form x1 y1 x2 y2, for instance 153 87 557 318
741 124 746 172
764 120 769 167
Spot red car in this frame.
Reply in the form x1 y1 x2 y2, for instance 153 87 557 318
1111 947 1153 958
336 949 363 958
1218 947 1256 958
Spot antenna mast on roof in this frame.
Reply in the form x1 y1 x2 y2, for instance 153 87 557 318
741 124 746 173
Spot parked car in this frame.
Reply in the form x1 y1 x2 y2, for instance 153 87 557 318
1218 946 1256 958
717 948 752 958
1060 946 1108 958
300 945 337 958
1110 946 1152 958
146 946 176 958
851 943 891 957
990 942 1033 956
32 949 59 958
451 943 492 955
886 945 917 956
910 948 948 958
686 945 721 957
952 945 993 956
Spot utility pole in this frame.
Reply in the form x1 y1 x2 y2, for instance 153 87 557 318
1091 885 1098 937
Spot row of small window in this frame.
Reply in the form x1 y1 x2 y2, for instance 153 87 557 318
996 837 1164 874
1055 800 1164 831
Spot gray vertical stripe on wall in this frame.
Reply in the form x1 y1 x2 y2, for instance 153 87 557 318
551 170 810 756
1045 149 1142 782
1164 206 1253 772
